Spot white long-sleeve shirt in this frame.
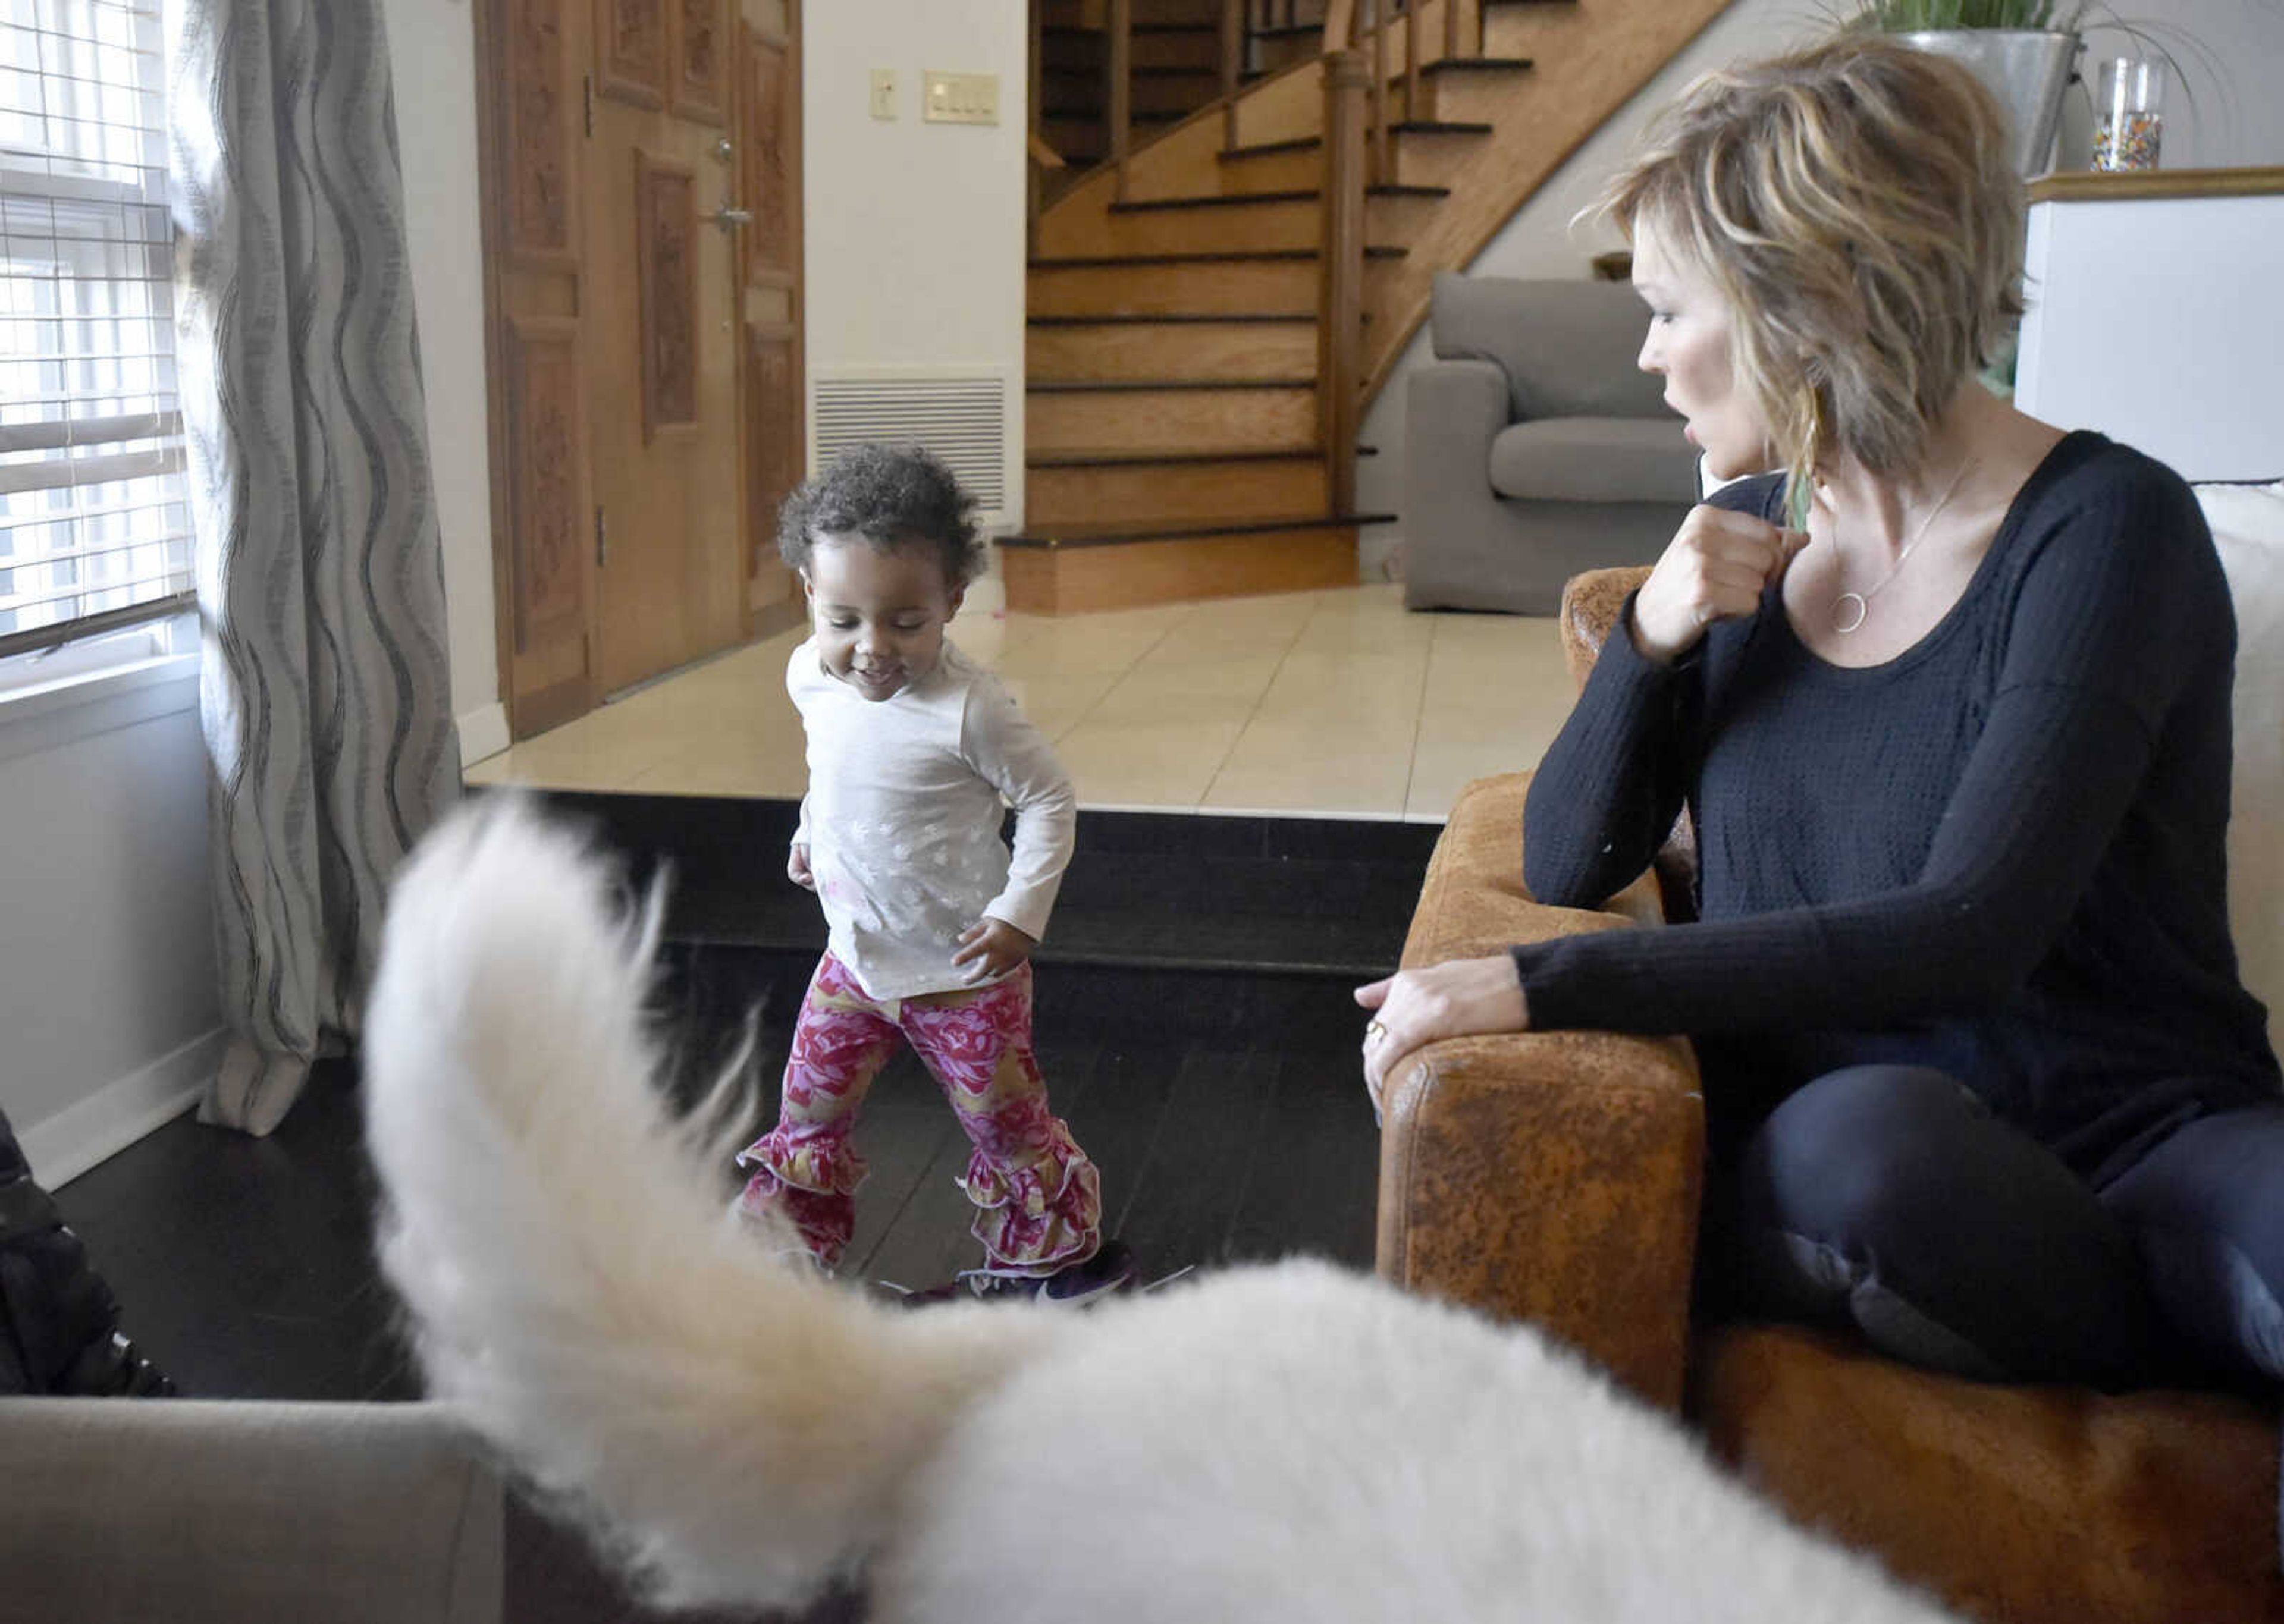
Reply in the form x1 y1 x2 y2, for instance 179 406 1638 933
789 636 1077 1000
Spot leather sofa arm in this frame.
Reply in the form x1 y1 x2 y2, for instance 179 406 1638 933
1377 772 1704 1411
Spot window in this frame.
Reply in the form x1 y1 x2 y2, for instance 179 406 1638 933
0 0 187 667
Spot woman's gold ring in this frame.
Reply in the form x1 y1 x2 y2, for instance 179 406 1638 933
1364 1020 1389 1044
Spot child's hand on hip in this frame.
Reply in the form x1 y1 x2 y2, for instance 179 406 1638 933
787 842 815 890
953 917 1033 982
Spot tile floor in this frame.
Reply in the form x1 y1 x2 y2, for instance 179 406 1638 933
466 575 1578 822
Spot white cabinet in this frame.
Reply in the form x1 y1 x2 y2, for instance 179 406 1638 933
2015 169 2284 482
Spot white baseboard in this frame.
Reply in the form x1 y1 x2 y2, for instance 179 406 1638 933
26 1029 226 1190
458 701 510 769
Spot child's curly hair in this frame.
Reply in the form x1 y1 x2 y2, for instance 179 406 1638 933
776 444 987 586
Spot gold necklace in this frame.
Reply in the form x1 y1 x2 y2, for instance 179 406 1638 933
1828 454 1979 634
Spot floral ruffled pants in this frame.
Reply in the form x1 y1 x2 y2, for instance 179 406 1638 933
733 953 1102 1277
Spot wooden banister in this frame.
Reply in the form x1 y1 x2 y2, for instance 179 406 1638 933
1108 0 1132 201
1222 0 1244 151
1028 0 1047 255
1320 46 1369 514
1368 3 1388 187
1404 1 1422 140
1323 0 1357 51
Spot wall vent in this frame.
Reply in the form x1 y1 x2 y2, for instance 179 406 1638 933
808 367 1016 526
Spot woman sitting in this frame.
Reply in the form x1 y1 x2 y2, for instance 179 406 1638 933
1359 36 2282 1391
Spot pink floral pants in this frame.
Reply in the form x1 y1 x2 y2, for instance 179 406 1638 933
733 953 1102 1277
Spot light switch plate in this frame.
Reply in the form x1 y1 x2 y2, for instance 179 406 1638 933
923 70 998 126
870 68 896 120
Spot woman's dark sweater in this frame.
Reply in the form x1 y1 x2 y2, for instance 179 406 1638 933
1517 431 2280 1181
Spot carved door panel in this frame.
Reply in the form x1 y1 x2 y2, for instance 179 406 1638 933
586 0 746 696
488 0 598 737
739 3 803 621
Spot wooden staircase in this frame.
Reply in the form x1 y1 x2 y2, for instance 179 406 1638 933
1005 0 1731 614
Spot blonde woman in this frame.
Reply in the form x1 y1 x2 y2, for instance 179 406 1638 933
1359 37 2282 1390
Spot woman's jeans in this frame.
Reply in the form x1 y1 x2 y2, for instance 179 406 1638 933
1723 1065 2284 1390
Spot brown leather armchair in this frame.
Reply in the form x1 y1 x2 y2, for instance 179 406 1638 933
1376 565 2283 1624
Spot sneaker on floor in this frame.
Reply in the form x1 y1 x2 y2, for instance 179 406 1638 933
892 1240 1139 1309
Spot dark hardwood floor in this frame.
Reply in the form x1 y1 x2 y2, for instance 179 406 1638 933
54 941 1384 1623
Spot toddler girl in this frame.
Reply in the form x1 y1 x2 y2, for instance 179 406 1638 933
732 444 1130 1303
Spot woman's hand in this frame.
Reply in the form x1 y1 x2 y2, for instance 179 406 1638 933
787 841 815 891
1630 504 1809 664
953 917 1034 982
1354 956 1530 1117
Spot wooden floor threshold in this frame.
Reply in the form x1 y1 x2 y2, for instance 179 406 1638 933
997 515 1383 616
1027 376 1314 394
1026 446 1323 468
1002 510 1392 547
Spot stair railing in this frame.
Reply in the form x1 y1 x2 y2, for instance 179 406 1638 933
1319 45 1370 514
1107 0 1133 200
1222 0 1245 150
1028 0 1049 255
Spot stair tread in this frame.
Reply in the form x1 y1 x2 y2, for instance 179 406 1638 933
1030 375 1315 392
1215 124 1492 158
1422 55 1535 73
1109 189 1317 211
1001 511 1394 546
1109 184 1448 212
1045 105 1194 120
1041 21 1225 36
1028 312 1317 325
1042 64 1217 86
1031 246 1405 266
1028 446 1326 467
1220 136 1320 160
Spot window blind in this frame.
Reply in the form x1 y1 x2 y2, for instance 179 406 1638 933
0 0 189 661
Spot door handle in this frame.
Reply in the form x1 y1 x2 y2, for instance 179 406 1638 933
713 206 752 231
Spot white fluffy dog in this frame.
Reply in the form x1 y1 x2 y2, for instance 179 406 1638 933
362 799 1957 1624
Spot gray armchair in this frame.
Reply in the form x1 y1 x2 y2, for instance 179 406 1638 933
0 1398 501 1623
1404 273 1699 614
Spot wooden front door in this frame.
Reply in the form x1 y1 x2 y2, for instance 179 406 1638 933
586 0 746 696
481 0 805 737
738 2 804 624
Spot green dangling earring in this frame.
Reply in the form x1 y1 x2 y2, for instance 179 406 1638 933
1787 389 1822 532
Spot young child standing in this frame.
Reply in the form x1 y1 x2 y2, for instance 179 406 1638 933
733 444 1131 1302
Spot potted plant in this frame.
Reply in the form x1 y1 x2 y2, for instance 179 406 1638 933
1845 1 2088 176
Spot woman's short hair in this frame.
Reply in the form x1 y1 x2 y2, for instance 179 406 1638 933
1597 36 2025 493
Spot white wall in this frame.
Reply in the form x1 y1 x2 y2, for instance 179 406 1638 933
804 0 1029 522
1357 0 2284 577
383 0 506 765
0 664 222 1186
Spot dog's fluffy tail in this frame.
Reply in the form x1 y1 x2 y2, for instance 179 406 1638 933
363 798 1050 1611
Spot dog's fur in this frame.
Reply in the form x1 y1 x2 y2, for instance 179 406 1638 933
362 800 1957 1624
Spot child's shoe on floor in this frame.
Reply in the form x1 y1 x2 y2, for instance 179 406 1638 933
894 1239 1138 1309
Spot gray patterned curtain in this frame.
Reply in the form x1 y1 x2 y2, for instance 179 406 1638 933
169 0 462 1135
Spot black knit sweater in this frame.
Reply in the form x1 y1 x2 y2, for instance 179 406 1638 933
1517 431 2280 1180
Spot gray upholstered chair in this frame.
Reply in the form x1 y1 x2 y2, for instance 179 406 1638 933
1403 272 1699 614
0 1397 501 1623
